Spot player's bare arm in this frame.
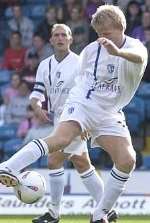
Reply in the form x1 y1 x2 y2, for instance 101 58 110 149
98 37 145 64
116 47 146 64
30 97 50 122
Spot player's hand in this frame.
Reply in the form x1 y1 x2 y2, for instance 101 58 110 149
81 130 90 141
34 107 51 123
97 37 120 56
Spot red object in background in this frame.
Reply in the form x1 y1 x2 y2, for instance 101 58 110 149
3 47 26 71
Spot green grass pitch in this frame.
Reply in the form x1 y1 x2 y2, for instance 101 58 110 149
0 215 149 223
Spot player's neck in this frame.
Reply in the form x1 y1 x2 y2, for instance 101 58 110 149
115 34 126 48
54 50 70 62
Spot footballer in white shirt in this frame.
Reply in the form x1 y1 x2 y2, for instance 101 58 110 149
0 5 148 223
0 24 110 223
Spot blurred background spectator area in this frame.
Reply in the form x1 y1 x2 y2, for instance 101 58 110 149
0 0 150 169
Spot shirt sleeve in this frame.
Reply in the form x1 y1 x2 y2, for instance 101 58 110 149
29 61 46 102
126 41 148 78
74 47 88 83
119 41 148 88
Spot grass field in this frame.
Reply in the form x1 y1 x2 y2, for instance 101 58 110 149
0 215 150 223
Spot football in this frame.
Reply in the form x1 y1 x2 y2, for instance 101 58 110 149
13 171 46 204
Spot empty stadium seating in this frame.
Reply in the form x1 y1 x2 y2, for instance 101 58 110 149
3 138 23 156
143 155 150 169
124 96 145 135
0 124 17 140
137 82 150 120
0 69 12 85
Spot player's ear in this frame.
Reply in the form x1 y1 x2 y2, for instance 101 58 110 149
50 37 53 45
70 36 73 45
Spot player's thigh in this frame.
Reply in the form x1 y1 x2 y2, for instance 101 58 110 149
48 151 65 169
53 121 82 138
44 120 82 146
70 152 91 173
96 135 136 172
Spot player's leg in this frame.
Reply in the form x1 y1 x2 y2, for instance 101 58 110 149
0 121 81 187
71 152 104 204
48 152 65 220
32 151 65 223
91 135 135 222
71 152 118 223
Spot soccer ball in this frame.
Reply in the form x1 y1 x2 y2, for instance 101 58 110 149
13 171 46 204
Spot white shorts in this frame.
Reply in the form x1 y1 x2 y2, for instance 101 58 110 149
54 115 88 156
59 102 131 148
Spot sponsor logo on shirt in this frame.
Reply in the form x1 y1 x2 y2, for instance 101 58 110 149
50 87 70 94
56 81 64 87
107 64 115 73
97 83 120 93
91 80 121 93
68 107 74 114
56 71 61 78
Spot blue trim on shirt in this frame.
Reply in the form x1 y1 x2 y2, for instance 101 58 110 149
33 88 44 94
48 59 52 111
49 59 52 86
34 82 45 87
93 44 101 81
86 44 101 99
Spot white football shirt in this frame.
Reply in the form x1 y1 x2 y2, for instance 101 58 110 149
30 51 79 119
67 36 148 113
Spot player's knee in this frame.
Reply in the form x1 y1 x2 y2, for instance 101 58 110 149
71 155 91 173
58 136 72 148
48 159 59 169
115 145 136 173
117 152 136 173
48 155 64 169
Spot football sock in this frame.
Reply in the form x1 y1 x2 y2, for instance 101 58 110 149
80 166 104 204
3 139 49 173
49 167 65 218
93 166 131 221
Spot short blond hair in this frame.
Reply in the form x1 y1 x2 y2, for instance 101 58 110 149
51 24 72 36
91 5 126 32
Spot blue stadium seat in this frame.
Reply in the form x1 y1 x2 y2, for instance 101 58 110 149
89 147 102 166
124 96 145 122
0 36 6 56
143 156 150 169
48 0 64 6
0 70 12 85
87 138 103 166
0 124 17 140
28 160 41 168
4 7 13 19
125 112 141 135
22 5 32 17
32 18 42 29
30 5 46 18
137 82 150 98
0 141 3 148
39 156 48 168
23 0 49 4
0 141 4 162
0 83 10 96
63 160 68 168
3 138 23 155
124 96 146 135
136 82 150 120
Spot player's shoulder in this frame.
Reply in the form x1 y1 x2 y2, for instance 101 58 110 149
81 41 99 58
124 35 148 64
85 41 99 51
39 55 53 67
69 51 80 61
124 35 146 49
